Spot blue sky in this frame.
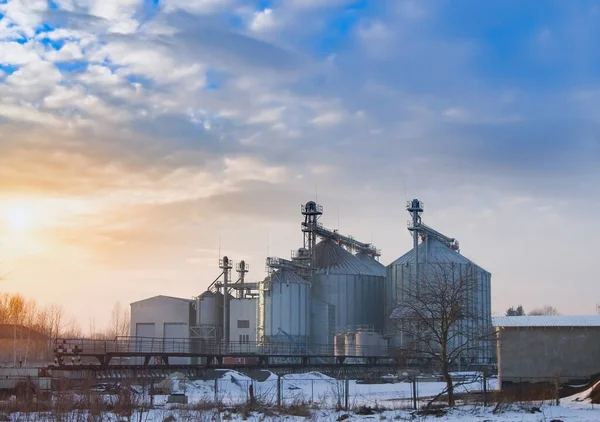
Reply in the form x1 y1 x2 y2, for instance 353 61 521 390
0 0 599 327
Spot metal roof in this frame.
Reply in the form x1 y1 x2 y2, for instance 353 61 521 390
130 295 194 305
267 269 310 285
355 252 386 277
388 238 489 273
314 240 380 276
493 316 600 328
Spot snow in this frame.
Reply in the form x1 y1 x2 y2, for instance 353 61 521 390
3 371 600 421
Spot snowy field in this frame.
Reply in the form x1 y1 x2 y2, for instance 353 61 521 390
1 371 600 421
161 369 500 408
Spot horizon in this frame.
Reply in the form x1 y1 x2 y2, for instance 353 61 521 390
1 0 599 331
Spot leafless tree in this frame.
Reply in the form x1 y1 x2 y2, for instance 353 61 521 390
391 262 493 407
106 302 130 339
528 305 560 316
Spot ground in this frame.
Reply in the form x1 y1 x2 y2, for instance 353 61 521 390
2 371 600 421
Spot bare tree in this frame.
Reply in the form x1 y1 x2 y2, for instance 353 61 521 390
391 262 492 407
528 305 560 316
106 302 130 339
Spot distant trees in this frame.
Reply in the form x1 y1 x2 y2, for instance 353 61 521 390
392 262 492 407
505 305 525 316
505 305 560 316
528 305 560 316
106 302 130 339
0 293 80 337
0 294 131 340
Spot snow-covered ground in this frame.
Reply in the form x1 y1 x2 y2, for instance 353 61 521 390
3 371 600 421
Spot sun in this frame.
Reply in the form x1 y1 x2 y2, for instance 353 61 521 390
2 202 37 233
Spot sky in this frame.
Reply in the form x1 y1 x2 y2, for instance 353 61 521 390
1 0 600 330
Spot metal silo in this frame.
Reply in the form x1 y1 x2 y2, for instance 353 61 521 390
259 269 311 343
355 252 386 278
386 200 493 364
312 240 385 341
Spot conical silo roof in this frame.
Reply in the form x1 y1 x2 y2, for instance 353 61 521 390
314 240 377 275
355 252 386 277
266 268 310 285
388 238 489 273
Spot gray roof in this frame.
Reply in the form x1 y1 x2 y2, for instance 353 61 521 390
388 238 488 273
355 252 386 277
314 240 380 276
130 295 194 306
493 316 600 328
267 269 310 285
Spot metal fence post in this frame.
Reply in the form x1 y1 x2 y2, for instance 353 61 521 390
215 378 218 403
344 378 349 410
412 377 417 410
554 376 560 406
311 380 314 403
277 374 281 407
483 372 487 407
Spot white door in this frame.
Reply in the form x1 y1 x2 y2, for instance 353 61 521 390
135 323 155 353
164 323 188 365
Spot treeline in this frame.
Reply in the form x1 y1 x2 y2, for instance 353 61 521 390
0 293 130 339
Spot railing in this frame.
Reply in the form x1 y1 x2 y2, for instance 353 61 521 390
53 337 393 358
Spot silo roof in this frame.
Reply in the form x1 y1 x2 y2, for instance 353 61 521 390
388 237 489 273
355 252 386 277
267 269 310 285
314 240 379 276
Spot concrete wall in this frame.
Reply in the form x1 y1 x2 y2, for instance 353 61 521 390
497 326 600 384
229 298 257 344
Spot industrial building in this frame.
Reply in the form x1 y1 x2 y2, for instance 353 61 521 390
494 315 600 386
129 199 492 367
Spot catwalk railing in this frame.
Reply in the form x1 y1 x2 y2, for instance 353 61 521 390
53 336 394 359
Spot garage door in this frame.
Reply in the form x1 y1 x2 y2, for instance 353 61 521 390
135 323 155 353
164 323 188 364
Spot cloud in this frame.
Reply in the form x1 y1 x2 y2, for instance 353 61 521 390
250 8 277 32
0 0 599 326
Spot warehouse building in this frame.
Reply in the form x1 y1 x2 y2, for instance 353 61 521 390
494 315 600 386
130 295 195 364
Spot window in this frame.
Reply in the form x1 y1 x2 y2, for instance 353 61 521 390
237 320 250 329
239 334 250 344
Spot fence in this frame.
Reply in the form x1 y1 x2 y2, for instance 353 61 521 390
0 371 598 413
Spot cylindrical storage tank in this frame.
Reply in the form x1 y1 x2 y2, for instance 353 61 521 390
355 331 382 357
260 269 311 343
313 241 385 343
197 291 223 328
334 333 345 356
344 332 356 357
386 237 493 363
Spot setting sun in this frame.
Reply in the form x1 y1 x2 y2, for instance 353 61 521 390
2 202 37 233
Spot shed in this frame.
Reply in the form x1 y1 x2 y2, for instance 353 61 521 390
130 295 196 364
494 315 600 386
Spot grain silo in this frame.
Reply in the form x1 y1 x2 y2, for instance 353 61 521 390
312 240 385 342
386 199 493 364
259 269 311 344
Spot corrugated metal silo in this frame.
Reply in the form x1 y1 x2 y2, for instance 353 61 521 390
259 269 311 343
312 240 385 341
386 237 493 362
355 252 386 277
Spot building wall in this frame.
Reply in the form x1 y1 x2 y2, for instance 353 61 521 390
497 326 600 384
229 298 257 344
130 296 194 338
130 296 195 364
